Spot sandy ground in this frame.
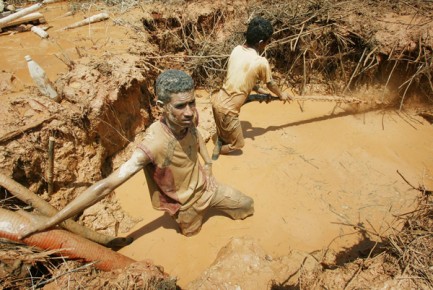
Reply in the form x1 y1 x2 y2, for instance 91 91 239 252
1 2 433 288
115 98 433 287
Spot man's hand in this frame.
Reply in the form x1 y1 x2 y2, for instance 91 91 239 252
204 163 217 192
280 92 293 104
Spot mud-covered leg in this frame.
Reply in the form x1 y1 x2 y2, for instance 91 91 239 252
210 183 254 220
174 207 204 237
212 109 244 159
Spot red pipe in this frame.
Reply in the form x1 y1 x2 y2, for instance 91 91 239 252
0 208 135 271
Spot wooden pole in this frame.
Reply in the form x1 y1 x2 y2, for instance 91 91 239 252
47 136 54 195
60 13 109 31
0 3 43 30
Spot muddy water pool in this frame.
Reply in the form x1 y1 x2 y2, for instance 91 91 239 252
116 99 433 287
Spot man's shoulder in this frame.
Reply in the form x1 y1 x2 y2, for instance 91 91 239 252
230 45 269 64
148 119 161 129
230 45 251 57
138 121 170 160
231 45 243 52
142 121 167 144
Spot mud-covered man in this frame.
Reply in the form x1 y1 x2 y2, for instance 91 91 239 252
211 16 292 159
21 70 254 238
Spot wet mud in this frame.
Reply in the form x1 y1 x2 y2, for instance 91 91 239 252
116 98 433 287
1 1 433 288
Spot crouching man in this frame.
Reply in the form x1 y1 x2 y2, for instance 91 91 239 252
20 69 254 239
211 16 292 159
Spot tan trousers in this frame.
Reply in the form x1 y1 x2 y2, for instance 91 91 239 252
174 183 254 236
212 108 245 152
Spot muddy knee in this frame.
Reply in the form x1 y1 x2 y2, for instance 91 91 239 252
242 196 254 217
221 140 245 155
175 209 204 236
233 196 254 220
233 138 245 150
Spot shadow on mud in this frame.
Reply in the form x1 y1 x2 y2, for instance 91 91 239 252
243 106 384 140
126 213 180 240
124 208 239 244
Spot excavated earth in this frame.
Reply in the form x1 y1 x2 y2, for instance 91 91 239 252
0 0 433 289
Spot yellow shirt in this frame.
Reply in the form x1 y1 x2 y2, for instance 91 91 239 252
212 45 273 115
137 120 207 215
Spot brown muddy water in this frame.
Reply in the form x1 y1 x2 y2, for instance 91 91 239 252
1 3 433 288
116 99 433 287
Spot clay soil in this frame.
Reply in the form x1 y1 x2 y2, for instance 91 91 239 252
1 0 433 289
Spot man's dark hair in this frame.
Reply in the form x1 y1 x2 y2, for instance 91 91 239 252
245 16 273 46
155 70 194 104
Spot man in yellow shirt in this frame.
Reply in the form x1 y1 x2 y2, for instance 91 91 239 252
211 16 292 159
20 70 254 239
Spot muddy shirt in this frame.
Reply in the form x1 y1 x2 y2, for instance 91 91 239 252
212 45 273 115
137 120 207 215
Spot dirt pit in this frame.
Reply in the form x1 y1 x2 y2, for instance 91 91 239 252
115 98 433 288
1 0 433 289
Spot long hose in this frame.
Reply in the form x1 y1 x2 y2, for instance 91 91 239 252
0 207 135 271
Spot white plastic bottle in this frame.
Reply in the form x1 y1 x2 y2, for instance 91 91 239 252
31 26 49 39
24 55 60 102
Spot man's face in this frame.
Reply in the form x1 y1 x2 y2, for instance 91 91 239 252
164 90 196 129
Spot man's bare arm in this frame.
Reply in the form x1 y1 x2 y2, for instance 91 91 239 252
196 129 217 190
20 149 150 238
197 129 212 165
266 80 292 102
252 84 268 95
